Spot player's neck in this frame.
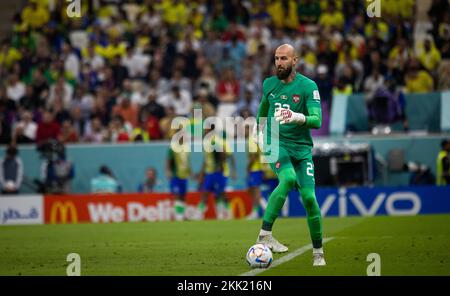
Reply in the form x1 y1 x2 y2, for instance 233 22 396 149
281 70 297 84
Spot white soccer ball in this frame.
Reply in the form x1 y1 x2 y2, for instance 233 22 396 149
246 243 273 269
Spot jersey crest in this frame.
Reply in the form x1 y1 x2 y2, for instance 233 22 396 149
292 94 300 103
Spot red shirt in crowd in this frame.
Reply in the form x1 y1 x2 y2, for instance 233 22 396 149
36 121 61 144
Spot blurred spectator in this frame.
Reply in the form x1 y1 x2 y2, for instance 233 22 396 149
112 96 139 127
364 67 385 100
91 165 120 193
83 116 106 143
137 167 159 193
21 0 49 31
216 68 240 117
140 88 165 120
6 73 25 103
20 85 42 111
36 110 60 144
438 61 450 90
121 45 150 79
48 76 74 109
38 141 74 194
332 77 353 96
169 69 192 93
107 115 131 143
404 58 434 93
81 42 105 71
235 85 259 117
195 64 218 100
159 106 177 139
0 145 23 194
13 110 37 144
315 64 333 103
436 139 450 186
418 37 442 74
367 75 407 130
131 115 150 142
319 1 344 30
58 119 79 144
110 54 129 89
61 41 80 80
267 0 299 31
202 30 224 66
194 87 216 119
157 85 192 116
298 0 321 24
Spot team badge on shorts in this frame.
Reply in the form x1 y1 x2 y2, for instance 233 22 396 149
292 94 300 103
275 162 281 169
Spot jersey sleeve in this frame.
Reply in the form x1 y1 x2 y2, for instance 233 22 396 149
256 79 270 125
303 81 322 129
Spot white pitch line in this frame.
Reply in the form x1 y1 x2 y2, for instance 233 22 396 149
240 237 334 276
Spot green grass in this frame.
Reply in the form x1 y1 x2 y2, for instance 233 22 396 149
0 215 449 275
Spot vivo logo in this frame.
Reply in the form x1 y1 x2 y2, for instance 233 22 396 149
320 188 421 217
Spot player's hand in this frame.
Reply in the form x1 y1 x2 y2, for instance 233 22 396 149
252 123 259 144
275 108 306 125
252 123 265 150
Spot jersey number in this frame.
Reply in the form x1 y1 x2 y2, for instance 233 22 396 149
274 103 290 110
306 162 314 177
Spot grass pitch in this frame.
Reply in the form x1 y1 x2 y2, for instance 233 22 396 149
0 215 449 276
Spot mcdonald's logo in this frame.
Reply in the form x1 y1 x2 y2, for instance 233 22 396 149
229 197 247 219
50 201 78 224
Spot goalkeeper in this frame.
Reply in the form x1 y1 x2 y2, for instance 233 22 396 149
253 44 325 266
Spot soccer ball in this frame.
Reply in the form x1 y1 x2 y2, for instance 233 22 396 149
246 243 273 268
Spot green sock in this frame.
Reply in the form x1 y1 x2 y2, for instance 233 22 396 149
175 201 185 215
198 202 205 212
300 187 323 248
262 168 297 229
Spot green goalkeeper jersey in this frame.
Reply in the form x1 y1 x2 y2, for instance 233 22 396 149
257 72 322 147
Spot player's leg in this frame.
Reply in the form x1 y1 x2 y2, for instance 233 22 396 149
215 173 230 220
257 147 293 252
198 173 214 219
247 171 263 219
295 157 325 266
174 178 187 221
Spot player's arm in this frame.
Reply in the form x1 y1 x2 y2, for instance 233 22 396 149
256 79 270 126
275 82 322 129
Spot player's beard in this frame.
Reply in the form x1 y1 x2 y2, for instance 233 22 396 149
276 64 293 80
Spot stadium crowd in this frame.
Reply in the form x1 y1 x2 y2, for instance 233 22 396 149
0 0 449 146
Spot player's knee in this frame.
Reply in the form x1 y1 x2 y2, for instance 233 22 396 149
281 173 297 189
300 189 318 211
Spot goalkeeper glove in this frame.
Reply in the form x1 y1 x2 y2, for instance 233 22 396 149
274 108 306 125
252 123 264 150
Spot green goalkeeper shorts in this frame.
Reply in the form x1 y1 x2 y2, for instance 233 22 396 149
268 142 316 188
